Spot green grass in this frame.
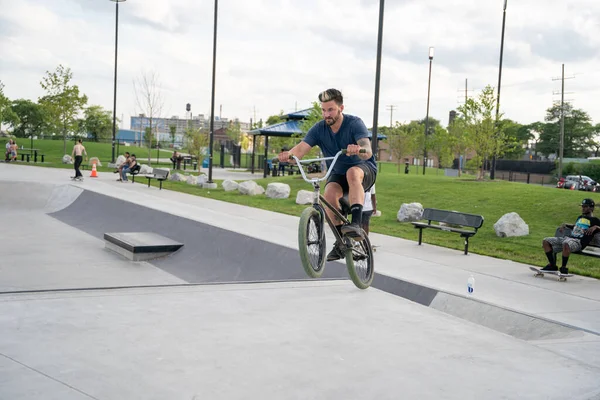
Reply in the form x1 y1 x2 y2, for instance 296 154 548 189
149 165 600 279
4 139 599 278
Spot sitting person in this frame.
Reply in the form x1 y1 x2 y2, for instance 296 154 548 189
119 154 137 182
541 198 600 274
9 141 17 162
170 151 183 169
115 152 130 174
5 139 13 162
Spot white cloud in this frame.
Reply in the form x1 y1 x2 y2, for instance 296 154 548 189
1 0 599 131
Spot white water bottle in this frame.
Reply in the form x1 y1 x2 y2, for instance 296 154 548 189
467 274 475 296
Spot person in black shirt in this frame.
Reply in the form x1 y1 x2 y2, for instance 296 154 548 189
542 198 600 274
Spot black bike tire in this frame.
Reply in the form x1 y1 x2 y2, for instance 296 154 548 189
345 233 374 289
298 207 326 278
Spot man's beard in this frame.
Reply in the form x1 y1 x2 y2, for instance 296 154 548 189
325 112 340 126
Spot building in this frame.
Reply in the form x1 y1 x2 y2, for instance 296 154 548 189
130 114 250 136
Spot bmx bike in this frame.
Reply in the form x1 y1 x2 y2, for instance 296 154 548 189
284 149 375 290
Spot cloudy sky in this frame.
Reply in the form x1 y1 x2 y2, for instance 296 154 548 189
1 0 600 130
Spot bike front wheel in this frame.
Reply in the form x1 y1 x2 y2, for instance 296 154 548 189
298 207 326 278
344 234 375 289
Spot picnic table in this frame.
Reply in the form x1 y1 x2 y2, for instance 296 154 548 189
18 148 44 163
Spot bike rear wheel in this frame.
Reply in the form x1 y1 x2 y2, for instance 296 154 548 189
344 233 374 289
298 207 326 278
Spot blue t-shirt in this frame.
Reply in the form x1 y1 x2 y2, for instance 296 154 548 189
303 114 377 175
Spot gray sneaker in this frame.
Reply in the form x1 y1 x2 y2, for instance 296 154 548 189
341 223 364 240
326 242 344 262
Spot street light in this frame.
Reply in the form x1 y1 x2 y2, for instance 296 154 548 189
207 0 219 184
490 0 508 180
422 46 434 175
371 0 385 161
110 0 126 164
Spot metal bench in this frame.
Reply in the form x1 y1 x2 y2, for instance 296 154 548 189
143 168 170 190
411 208 485 255
555 227 600 258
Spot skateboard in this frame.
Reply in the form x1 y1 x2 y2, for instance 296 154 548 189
70 176 83 182
529 266 573 282
372 244 380 252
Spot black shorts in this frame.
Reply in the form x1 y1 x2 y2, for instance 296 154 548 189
326 163 376 193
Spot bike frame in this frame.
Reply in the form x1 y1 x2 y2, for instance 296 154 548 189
290 150 350 245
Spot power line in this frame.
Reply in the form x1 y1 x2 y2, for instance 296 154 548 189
551 64 575 179
386 105 397 127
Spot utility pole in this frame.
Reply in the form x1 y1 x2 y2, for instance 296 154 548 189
552 64 575 179
386 105 397 127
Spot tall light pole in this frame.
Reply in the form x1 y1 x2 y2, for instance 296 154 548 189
371 0 385 161
490 0 507 180
207 0 218 183
422 46 434 175
110 0 126 163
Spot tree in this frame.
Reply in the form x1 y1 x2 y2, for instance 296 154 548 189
498 119 526 160
266 111 285 126
134 70 164 165
428 126 453 168
10 99 46 139
385 122 419 172
537 103 593 158
82 105 113 141
446 116 469 176
39 65 88 154
0 81 20 132
185 126 209 162
458 85 502 180
226 121 242 144
588 123 600 157
169 125 177 146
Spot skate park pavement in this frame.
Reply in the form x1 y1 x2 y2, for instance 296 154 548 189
1 163 599 400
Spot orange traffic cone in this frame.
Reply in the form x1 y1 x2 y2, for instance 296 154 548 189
90 162 98 178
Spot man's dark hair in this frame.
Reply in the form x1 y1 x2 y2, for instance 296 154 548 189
318 89 343 105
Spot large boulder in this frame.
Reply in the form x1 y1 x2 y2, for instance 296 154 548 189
494 212 529 237
197 174 208 186
238 181 265 196
397 202 424 222
115 155 126 166
266 183 290 199
62 155 73 164
169 172 187 182
186 175 198 185
139 164 153 174
296 190 313 205
222 179 239 192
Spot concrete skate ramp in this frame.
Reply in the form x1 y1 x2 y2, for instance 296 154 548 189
49 190 348 284
0 181 83 213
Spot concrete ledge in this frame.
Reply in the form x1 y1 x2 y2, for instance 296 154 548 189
374 273 593 341
104 232 183 261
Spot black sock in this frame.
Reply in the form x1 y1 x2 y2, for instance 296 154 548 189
545 251 555 266
562 256 569 268
350 204 363 226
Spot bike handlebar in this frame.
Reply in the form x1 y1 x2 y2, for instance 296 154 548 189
274 149 367 184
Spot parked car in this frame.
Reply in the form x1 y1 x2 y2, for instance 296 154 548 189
562 175 599 191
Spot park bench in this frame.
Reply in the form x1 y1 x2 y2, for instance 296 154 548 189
555 227 600 258
412 208 485 255
143 168 169 190
127 164 142 183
